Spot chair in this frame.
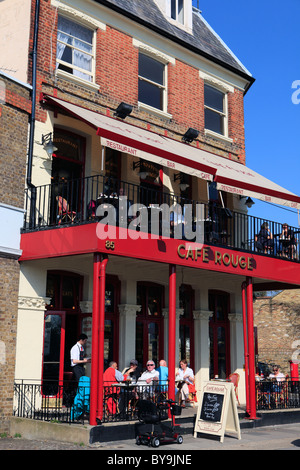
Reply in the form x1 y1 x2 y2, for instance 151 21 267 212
229 373 240 405
187 383 197 407
56 196 76 224
70 376 90 421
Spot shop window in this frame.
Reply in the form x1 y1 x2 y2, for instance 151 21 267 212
179 284 194 368
209 291 230 379
136 283 164 367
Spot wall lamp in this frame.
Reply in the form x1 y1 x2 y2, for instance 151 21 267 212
182 127 199 143
174 172 190 191
42 132 58 158
240 195 255 209
133 160 148 180
114 102 133 119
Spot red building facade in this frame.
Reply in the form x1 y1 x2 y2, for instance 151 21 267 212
5 0 300 425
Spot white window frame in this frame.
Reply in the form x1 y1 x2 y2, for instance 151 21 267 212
200 71 234 143
170 0 184 24
56 15 95 83
134 39 174 119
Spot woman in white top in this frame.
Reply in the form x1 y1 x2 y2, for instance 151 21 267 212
176 359 194 407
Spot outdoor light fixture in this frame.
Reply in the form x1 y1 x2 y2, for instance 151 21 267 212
133 160 148 179
182 127 199 143
42 132 58 158
114 101 133 119
174 172 190 191
240 195 255 209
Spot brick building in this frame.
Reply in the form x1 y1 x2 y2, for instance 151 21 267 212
1 0 300 427
254 290 300 376
0 72 32 433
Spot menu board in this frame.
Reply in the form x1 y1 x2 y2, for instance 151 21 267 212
194 380 241 443
200 392 224 422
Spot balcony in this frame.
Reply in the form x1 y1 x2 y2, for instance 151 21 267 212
23 174 300 262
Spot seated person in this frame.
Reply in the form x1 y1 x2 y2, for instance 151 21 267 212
279 223 296 258
119 359 141 416
103 361 124 414
137 360 159 399
175 359 194 407
255 222 274 253
268 365 286 393
156 359 168 394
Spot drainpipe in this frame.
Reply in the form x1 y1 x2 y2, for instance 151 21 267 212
27 0 40 226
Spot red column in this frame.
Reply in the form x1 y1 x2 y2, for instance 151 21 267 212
168 264 176 403
241 281 250 416
90 253 101 425
97 255 108 421
246 277 257 419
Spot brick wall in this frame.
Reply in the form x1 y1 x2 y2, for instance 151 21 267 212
254 290 300 376
29 0 246 164
0 74 31 433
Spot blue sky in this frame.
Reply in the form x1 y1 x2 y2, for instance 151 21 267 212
193 0 300 228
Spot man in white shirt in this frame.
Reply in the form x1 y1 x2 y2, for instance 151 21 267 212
138 360 159 384
70 334 90 382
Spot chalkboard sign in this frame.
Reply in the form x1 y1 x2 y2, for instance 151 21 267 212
194 380 241 443
200 392 224 422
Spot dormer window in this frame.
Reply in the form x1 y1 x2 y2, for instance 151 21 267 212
171 0 184 24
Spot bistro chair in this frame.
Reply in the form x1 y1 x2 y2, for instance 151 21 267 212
229 373 240 405
56 195 76 224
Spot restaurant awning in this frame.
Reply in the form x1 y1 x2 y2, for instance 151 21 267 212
43 95 300 209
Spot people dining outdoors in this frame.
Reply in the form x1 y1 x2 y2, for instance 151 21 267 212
175 359 195 407
103 361 124 414
255 222 275 254
279 223 296 259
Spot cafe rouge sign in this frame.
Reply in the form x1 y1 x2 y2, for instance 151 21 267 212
177 244 255 272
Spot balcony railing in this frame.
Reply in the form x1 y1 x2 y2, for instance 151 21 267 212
23 174 300 261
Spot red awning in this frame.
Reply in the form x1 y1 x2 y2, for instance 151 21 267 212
43 95 300 209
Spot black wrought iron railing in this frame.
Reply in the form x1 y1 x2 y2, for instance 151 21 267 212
23 174 300 261
256 379 300 410
13 380 169 424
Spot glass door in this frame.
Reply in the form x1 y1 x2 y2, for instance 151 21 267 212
209 291 230 379
136 283 164 367
42 311 66 396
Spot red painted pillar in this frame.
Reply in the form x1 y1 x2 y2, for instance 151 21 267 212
168 264 176 403
241 282 250 416
97 255 108 421
90 253 101 425
246 277 257 419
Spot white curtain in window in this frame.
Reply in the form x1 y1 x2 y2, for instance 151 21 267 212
56 16 93 81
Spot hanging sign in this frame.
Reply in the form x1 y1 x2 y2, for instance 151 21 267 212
194 380 241 443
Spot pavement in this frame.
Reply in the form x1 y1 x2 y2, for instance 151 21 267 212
1 422 300 452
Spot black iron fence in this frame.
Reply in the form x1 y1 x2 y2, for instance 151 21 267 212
256 379 300 410
23 174 300 261
13 380 168 424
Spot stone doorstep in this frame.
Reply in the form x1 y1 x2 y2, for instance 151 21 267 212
9 409 300 446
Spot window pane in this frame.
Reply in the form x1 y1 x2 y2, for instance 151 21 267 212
205 108 224 135
178 0 184 23
139 79 163 110
204 84 224 112
104 320 114 370
217 327 226 379
139 53 164 85
148 322 159 365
